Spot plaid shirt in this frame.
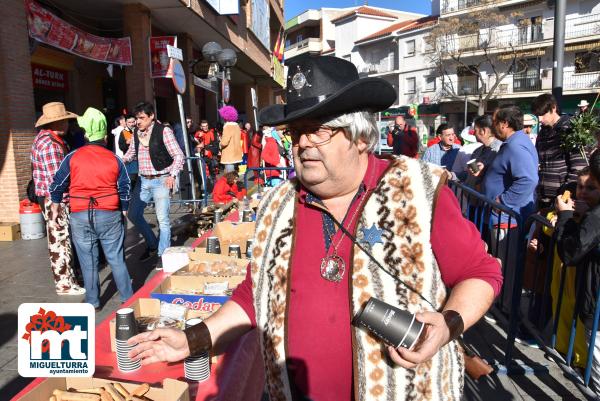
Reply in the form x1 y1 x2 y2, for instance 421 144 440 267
122 123 184 176
31 130 68 197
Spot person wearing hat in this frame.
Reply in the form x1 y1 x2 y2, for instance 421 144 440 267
523 113 537 144
30 102 85 296
128 55 502 401
578 99 590 115
49 107 133 310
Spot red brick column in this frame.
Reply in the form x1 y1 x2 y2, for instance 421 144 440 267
123 3 154 111
0 0 36 222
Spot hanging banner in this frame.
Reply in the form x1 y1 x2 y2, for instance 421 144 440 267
150 36 177 78
25 0 132 66
272 55 286 88
31 64 68 91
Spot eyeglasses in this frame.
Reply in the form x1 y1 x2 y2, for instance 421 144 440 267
288 125 342 146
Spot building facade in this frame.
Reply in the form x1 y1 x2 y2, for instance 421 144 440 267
0 0 284 222
437 0 600 128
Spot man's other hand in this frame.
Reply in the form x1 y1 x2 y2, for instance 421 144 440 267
128 328 190 365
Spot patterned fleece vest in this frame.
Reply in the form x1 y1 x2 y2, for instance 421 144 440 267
250 156 464 401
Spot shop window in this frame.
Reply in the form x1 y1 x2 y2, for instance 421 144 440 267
405 77 416 94
575 51 600 73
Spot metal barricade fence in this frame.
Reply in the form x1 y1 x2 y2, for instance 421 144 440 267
243 167 295 194
516 214 600 400
447 181 524 369
449 180 600 400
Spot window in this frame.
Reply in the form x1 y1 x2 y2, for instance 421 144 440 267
424 76 436 92
423 36 434 53
296 34 303 43
405 77 416 94
518 16 543 44
405 40 415 57
285 39 291 48
575 52 600 73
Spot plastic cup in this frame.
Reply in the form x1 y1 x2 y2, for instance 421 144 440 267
115 308 138 341
206 236 221 254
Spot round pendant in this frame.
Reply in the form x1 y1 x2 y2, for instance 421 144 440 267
320 255 346 282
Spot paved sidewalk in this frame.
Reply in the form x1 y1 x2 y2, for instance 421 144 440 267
0 208 588 400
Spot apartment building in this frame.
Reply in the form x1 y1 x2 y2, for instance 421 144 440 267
284 6 423 63
437 0 600 128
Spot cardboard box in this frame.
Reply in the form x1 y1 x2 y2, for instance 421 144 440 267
161 246 192 273
212 221 255 256
0 222 20 241
109 298 210 352
181 249 248 275
150 274 245 312
17 377 189 401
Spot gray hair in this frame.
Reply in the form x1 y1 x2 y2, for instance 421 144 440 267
322 111 379 152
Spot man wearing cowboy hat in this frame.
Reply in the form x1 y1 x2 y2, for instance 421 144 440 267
30 102 85 295
128 55 502 400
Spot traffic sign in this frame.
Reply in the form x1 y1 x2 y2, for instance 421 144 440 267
171 59 186 94
167 45 183 61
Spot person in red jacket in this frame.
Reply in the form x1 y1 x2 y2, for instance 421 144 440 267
246 123 262 183
212 172 247 204
386 116 419 158
194 120 220 179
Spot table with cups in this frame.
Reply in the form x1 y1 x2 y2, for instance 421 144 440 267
13 209 266 401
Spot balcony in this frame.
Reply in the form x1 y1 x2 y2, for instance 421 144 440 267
284 37 322 60
513 75 542 92
439 14 599 57
440 0 529 16
564 71 600 90
359 63 394 75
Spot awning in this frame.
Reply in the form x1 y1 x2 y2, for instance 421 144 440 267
565 41 600 53
498 48 546 61
418 103 440 116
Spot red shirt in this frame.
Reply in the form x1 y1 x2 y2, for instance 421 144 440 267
212 176 246 204
230 154 502 400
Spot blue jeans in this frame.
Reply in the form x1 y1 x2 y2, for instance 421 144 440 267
139 176 171 256
70 210 133 307
128 178 159 252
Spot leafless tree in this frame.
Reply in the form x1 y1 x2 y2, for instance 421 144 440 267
428 2 529 115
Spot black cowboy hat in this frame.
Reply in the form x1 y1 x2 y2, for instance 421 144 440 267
258 55 396 126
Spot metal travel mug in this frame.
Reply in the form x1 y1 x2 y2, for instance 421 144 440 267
467 159 479 174
352 297 424 350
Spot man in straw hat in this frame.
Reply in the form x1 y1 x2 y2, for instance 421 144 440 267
49 107 133 310
577 99 590 115
30 102 85 295
128 55 502 400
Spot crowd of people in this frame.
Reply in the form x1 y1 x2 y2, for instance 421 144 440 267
29 97 296 309
28 52 600 399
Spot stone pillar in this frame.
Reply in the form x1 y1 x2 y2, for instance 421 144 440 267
123 3 154 111
0 0 36 221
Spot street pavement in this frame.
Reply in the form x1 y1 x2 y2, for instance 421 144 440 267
0 208 586 400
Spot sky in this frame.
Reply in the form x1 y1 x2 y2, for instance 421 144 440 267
284 0 433 20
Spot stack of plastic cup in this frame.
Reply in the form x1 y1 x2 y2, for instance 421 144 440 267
115 308 141 372
206 236 221 254
184 318 210 382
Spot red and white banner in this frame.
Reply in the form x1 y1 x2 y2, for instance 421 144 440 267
25 0 132 66
150 36 177 78
31 64 68 91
